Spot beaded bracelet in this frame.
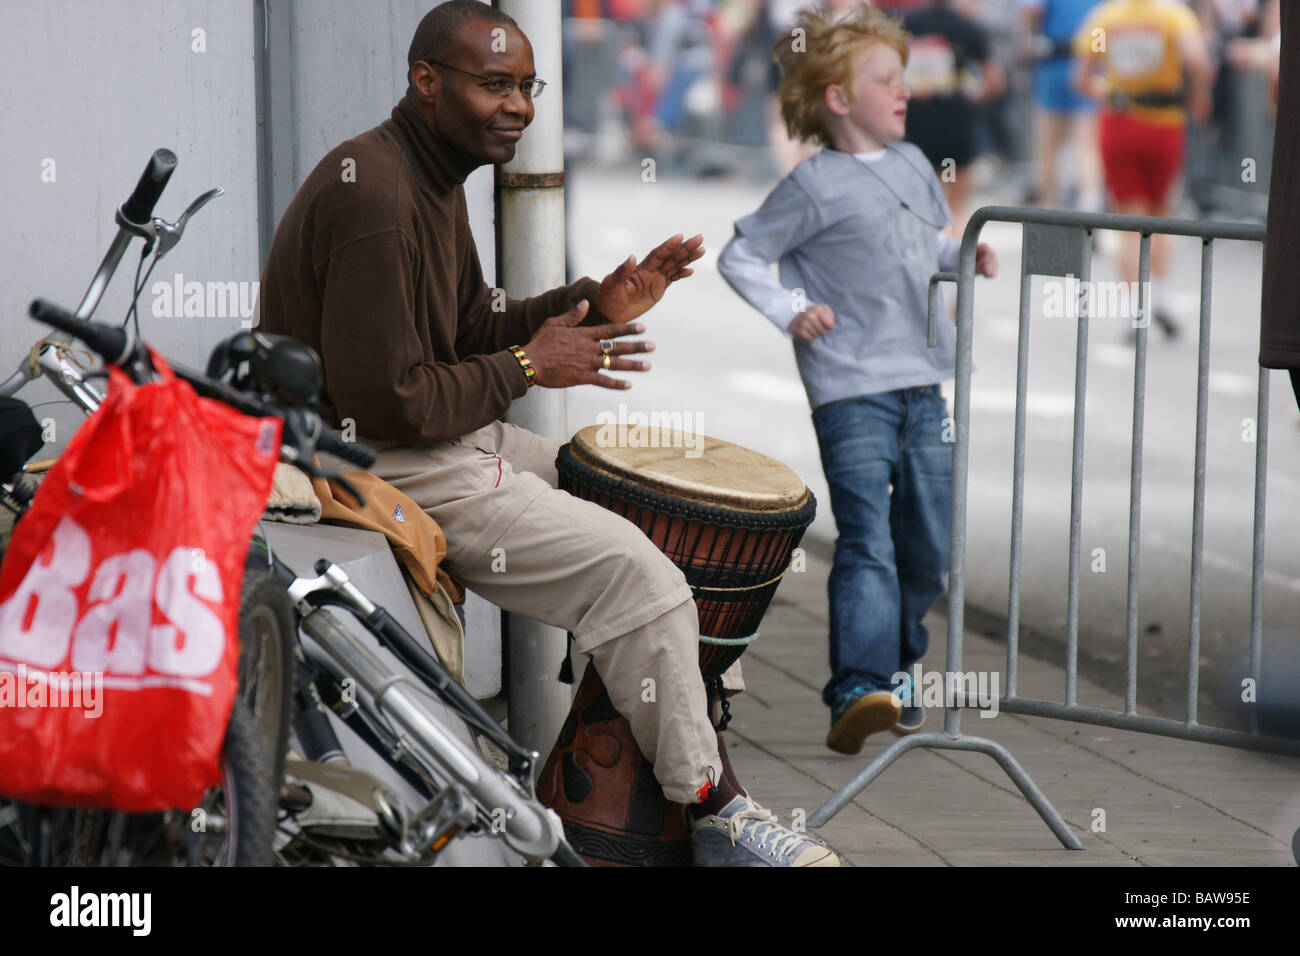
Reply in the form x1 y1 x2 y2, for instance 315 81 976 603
508 345 537 387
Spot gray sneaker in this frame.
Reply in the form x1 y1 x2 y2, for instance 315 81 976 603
691 795 840 867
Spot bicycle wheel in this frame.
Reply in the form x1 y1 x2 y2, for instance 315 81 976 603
0 697 274 866
237 565 295 790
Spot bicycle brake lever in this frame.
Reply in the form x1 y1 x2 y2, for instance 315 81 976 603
153 187 225 260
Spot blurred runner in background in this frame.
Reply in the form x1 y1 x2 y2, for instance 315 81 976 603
1022 0 1102 209
1224 0 1280 112
646 0 717 158
1073 0 1212 338
1182 0 1276 216
899 1 1005 233
970 0 1031 197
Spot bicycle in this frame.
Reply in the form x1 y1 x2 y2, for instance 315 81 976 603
3 151 582 866
0 150 292 865
188 330 582 866
24 301 583 868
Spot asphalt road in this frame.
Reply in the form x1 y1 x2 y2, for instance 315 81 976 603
564 163 1300 730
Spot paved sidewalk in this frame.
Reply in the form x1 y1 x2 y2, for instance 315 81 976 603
724 545 1300 867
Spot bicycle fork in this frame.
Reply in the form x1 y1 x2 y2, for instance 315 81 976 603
279 560 564 862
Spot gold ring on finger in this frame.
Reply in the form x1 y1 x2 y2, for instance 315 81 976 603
603 354 612 370
599 339 614 355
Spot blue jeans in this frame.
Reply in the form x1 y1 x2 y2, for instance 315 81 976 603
811 386 953 713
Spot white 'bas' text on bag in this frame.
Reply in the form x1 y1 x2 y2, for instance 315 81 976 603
0 515 227 691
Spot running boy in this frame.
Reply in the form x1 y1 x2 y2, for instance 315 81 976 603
718 2 996 755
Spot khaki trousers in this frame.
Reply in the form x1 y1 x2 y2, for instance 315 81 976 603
369 422 722 803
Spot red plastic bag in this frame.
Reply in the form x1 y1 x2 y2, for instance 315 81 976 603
0 351 281 812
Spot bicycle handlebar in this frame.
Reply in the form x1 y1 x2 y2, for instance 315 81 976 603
28 299 133 365
1 149 180 399
26 299 377 471
119 149 178 227
316 427 377 468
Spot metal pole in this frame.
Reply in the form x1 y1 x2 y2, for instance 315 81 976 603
1064 239 1093 708
1187 240 1213 726
945 219 984 739
1006 269 1033 697
253 0 297 269
1124 234 1151 715
496 0 572 759
1248 367 1269 735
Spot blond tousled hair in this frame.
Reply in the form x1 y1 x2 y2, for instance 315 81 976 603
774 3 911 145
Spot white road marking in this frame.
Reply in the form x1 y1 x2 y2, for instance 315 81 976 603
967 389 1080 418
1146 530 1300 594
727 369 807 405
1093 343 1134 369
1207 371 1257 397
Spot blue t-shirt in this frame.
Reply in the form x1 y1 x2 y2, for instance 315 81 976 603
1040 0 1100 43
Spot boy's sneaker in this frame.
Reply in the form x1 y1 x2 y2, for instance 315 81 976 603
826 687 901 755
1153 310 1180 339
692 795 839 867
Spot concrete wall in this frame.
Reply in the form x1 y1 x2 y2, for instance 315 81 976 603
0 0 260 452
1 0 495 457
264 0 496 273
1 0 503 692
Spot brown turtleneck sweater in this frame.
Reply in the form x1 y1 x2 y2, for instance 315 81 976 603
257 94 605 444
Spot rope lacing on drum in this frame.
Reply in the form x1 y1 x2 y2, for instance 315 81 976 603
690 564 791 595
707 676 733 732
724 799 804 859
27 338 94 380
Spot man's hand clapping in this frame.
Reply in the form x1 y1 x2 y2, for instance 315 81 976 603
593 234 705 325
524 300 654 390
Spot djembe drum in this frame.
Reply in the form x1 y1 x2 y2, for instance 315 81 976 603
537 425 815 866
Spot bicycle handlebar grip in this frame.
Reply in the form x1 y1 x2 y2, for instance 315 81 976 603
28 299 129 364
120 148 178 225
317 428 376 469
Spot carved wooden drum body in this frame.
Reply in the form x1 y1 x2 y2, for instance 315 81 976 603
538 426 815 865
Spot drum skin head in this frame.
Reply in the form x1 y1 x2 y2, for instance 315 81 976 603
570 425 809 513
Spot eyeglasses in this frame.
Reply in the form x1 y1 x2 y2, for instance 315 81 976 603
422 59 547 99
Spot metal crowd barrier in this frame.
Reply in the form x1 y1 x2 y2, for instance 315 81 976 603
810 206 1293 849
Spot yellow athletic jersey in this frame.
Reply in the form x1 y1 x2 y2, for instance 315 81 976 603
1073 0 1202 125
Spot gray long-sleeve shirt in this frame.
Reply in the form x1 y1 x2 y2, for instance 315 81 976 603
718 143 959 409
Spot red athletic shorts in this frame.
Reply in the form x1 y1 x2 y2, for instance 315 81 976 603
1099 110 1186 205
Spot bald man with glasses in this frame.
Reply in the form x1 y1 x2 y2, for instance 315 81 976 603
258 0 837 867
